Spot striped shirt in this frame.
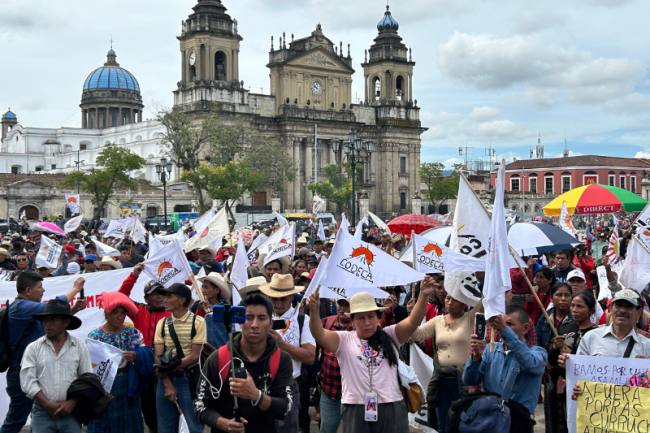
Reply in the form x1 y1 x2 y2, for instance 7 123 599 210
154 310 206 367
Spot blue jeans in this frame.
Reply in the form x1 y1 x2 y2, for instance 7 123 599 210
319 390 341 433
0 370 33 433
30 405 80 433
436 378 460 433
156 375 202 433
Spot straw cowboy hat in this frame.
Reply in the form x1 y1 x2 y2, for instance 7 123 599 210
239 276 267 296
100 256 123 270
200 246 218 258
259 274 304 298
224 239 238 248
296 236 309 244
197 272 232 301
345 292 389 317
0 249 11 259
257 254 290 273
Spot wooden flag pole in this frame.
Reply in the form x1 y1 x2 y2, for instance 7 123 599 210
509 249 558 337
490 328 495 353
189 272 206 303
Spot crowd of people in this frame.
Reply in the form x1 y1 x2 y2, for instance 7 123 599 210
0 211 646 433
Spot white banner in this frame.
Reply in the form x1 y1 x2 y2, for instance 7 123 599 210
274 211 288 227
64 215 84 233
0 269 147 421
193 209 216 233
131 218 147 245
230 233 249 297
36 236 63 269
566 355 650 433
340 213 350 235
105 218 134 240
86 339 123 393
65 194 80 214
142 241 192 288
412 234 485 274
408 345 438 433
618 236 650 293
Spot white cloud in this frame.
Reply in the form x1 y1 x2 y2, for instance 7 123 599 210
469 106 500 122
437 32 647 107
444 158 463 167
625 122 647 130
554 150 583 158
608 93 650 113
635 150 650 159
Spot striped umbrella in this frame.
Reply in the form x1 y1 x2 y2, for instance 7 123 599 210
543 184 647 216
508 222 581 256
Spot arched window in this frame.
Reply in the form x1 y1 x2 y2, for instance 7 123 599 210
189 65 196 81
534 204 541 212
511 204 519 212
215 51 227 81
372 77 381 100
396 76 405 101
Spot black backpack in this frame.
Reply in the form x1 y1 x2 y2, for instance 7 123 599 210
0 299 36 373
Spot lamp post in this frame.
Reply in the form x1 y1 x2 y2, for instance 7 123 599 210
156 157 173 229
332 130 374 227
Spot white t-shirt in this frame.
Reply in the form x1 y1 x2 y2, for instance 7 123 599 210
273 306 316 378
335 325 403 405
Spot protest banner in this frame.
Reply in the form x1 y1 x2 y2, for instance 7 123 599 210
65 194 80 214
576 380 650 433
566 355 650 433
86 339 124 393
0 269 148 421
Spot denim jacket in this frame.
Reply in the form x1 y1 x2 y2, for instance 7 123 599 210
536 308 572 351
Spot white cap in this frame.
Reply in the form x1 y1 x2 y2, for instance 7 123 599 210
67 262 81 274
567 269 585 281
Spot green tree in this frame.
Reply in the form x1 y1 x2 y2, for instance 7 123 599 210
420 162 462 213
183 162 263 220
244 134 298 196
61 143 146 221
307 163 361 213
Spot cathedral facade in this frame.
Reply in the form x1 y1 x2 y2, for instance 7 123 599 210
0 0 426 219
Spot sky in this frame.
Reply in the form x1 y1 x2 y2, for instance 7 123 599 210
1 0 649 169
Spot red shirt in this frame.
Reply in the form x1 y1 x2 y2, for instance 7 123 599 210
510 267 533 295
118 273 172 346
524 289 552 327
424 303 443 356
573 256 594 289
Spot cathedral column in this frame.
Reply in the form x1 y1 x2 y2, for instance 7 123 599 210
305 141 313 209
106 106 110 127
130 109 134 125
408 73 413 101
118 108 122 126
81 110 86 129
94 108 98 128
292 140 301 211
392 145 399 212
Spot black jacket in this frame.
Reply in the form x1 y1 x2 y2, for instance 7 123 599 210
66 373 114 425
195 334 293 433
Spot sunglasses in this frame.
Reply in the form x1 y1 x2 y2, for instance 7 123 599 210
84 260 95 264
16 258 29 262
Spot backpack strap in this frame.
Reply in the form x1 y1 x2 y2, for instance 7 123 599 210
297 313 305 341
218 345 231 384
324 315 338 331
269 347 281 381
623 336 636 359
166 317 185 359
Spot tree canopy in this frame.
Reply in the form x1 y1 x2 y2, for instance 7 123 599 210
420 162 462 213
307 163 360 213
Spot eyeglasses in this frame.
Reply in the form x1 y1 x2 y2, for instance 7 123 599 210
84 260 95 264
16 258 28 262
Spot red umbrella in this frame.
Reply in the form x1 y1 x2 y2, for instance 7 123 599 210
387 214 443 235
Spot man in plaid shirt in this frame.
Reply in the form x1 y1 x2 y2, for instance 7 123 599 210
318 299 353 433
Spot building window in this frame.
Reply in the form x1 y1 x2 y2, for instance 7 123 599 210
51 164 56 170
609 175 615 186
80 144 87 151
545 177 553 194
357 167 364 183
631 176 636 193
11 166 19 174
530 178 537 194
111 113 117 126
511 178 520 192
562 176 571 193
620 176 626 190
146 206 157 218
400 192 406 210
122 113 127 125
373 77 381 100
35 166 43 172
400 157 406 174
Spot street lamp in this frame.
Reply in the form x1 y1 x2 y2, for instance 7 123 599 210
332 130 374 227
156 157 173 229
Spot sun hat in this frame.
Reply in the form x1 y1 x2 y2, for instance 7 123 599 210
31 298 82 330
239 276 267 296
257 254 290 273
259 274 304 298
99 256 123 270
200 246 218 258
99 291 138 318
345 292 389 317
0 249 10 259
197 272 232 301
296 236 309 244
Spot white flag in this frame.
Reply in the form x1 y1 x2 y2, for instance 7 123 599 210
20 210 26 220
482 161 512 319
320 230 425 289
93 239 120 258
230 233 250 293
131 218 147 245
274 211 288 227
64 215 84 233
354 219 365 239
142 240 192 288
618 236 650 293
449 172 489 260
86 339 123 393
36 236 63 269
247 233 268 262
368 211 390 235
559 202 576 237
264 223 296 266
312 195 325 214
407 345 437 433
317 220 326 241
193 209 216 233
412 233 485 274
184 207 229 252
340 213 350 234
65 194 81 214
606 216 620 264
320 285 389 300
303 257 329 300
256 227 287 258
105 218 134 239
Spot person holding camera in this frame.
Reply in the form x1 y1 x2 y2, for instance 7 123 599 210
195 294 294 433
153 283 206 433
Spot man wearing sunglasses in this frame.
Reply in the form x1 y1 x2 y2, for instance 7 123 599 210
9 252 33 281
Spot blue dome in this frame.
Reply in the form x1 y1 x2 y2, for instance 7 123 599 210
3 109 16 119
83 49 140 92
377 6 399 31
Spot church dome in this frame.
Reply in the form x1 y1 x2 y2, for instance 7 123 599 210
2 109 16 119
83 49 140 92
377 6 398 31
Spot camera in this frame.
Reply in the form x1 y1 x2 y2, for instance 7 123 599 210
213 304 247 325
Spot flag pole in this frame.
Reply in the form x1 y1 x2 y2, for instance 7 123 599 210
509 248 558 337
490 328 495 353
189 273 206 303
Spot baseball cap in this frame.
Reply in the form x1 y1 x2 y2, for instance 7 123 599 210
204 260 224 274
63 245 75 255
298 247 313 257
144 280 164 295
612 289 641 308
84 254 98 262
159 283 192 304
567 269 586 281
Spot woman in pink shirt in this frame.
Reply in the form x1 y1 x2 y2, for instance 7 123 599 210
306 277 435 433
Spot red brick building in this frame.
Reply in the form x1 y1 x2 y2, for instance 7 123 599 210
490 155 650 213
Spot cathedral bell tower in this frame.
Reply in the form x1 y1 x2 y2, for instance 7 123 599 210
361 5 417 120
173 0 248 111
